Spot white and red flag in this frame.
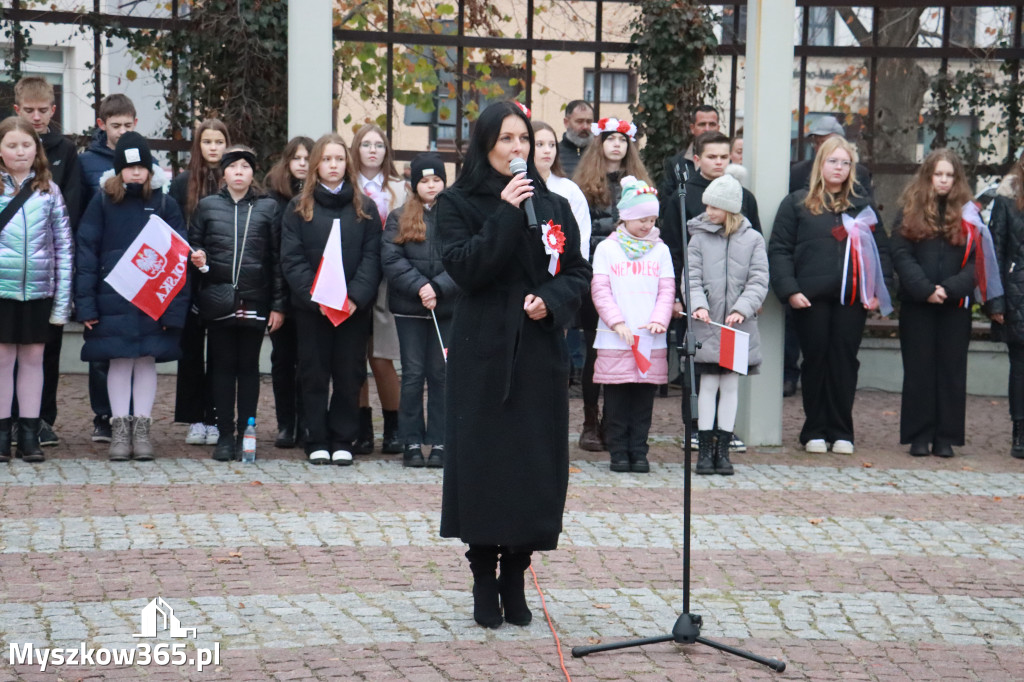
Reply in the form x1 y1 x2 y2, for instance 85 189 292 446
310 219 351 326
104 214 190 321
718 325 750 375
631 331 653 376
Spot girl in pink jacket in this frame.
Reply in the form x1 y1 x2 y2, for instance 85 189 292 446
591 176 675 473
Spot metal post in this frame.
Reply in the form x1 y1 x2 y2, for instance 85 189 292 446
734 0 796 447
288 0 333 139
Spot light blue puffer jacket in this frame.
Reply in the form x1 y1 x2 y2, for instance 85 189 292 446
0 172 74 323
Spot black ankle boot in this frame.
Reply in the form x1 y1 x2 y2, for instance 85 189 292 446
16 418 44 463
353 407 374 454
466 546 502 628
0 417 11 463
695 430 715 475
498 551 533 626
1013 420 1024 460
714 429 735 475
381 409 401 454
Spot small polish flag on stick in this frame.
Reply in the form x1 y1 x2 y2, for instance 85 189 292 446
631 332 653 376
104 215 190 321
310 219 351 326
686 313 750 375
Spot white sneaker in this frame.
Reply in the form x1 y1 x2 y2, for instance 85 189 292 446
729 435 747 453
805 439 828 454
308 450 330 465
332 449 353 466
185 423 207 445
205 425 220 446
832 439 855 455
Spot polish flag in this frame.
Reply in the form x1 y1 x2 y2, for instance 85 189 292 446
719 326 750 375
310 219 351 326
104 214 190 321
631 333 653 376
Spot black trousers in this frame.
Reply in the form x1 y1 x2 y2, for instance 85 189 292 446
270 316 302 431
207 324 265 437
783 304 802 385
1009 343 1024 421
294 309 370 454
580 295 601 408
792 299 867 444
174 311 216 424
602 382 656 457
898 302 971 445
89 361 111 420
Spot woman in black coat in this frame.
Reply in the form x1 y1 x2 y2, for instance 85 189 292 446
989 155 1024 459
437 101 591 629
768 136 891 456
280 133 381 466
76 133 189 461
381 152 458 469
891 149 977 458
189 146 285 461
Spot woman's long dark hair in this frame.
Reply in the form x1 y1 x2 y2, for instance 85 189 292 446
265 135 314 199
899 148 973 245
451 100 543 193
185 118 230 217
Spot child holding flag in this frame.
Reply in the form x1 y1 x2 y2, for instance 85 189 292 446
591 176 674 473
688 173 769 475
280 133 381 466
75 132 189 461
381 153 457 469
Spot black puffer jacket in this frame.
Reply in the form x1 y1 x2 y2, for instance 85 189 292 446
768 189 891 303
189 188 286 322
381 204 460 318
280 183 382 313
587 171 622 261
890 205 975 306
989 175 1024 342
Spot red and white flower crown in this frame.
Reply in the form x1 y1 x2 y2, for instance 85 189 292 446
591 117 637 141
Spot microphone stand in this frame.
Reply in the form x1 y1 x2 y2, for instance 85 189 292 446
571 161 786 673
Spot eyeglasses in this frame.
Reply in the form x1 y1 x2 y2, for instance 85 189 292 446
360 141 386 150
824 158 852 169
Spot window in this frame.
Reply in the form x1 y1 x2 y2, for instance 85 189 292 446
583 70 634 104
950 7 977 47
721 5 746 45
806 7 835 46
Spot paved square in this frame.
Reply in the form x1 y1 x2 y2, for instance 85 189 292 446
0 376 1021 680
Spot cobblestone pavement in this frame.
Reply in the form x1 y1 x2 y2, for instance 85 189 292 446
1 375 1022 681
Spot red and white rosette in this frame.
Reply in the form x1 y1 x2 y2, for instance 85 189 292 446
840 206 893 316
591 117 637 141
542 219 565 276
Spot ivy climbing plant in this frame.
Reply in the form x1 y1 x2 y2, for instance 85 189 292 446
627 0 718 186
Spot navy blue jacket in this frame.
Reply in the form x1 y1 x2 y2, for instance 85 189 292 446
75 167 190 362
79 130 115 215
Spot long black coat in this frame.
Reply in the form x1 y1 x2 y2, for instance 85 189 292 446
75 169 189 362
989 177 1024 343
890 207 975 306
437 170 591 551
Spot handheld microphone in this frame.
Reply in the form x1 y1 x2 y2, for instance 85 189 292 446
509 157 539 231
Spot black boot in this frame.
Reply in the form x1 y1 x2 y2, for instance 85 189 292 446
498 551 533 626
274 423 296 449
16 418 44 463
381 409 402 454
1013 420 1024 460
609 451 630 472
578 405 604 451
466 546 502 628
695 430 715 475
353 407 374 454
0 417 11 463
714 429 735 475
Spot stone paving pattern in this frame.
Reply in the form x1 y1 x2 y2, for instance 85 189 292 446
0 375 1022 680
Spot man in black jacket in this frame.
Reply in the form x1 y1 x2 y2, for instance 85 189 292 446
13 76 83 447
558 100 593 178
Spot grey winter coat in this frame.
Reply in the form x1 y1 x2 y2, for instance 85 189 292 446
687 212 769 368
0 172 73 323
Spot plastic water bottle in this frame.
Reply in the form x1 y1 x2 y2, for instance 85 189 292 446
241 418 256 463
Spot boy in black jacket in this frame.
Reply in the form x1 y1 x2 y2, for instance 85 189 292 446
13 76 84 447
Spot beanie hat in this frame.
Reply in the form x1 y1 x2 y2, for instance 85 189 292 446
410 152 447 189
220 147 257 173
616 175 659 220
702 173 743 214
113 131 153 174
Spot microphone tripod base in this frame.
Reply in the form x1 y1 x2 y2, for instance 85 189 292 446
571 612 786 673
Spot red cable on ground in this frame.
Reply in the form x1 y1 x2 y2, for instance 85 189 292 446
530 564 573 682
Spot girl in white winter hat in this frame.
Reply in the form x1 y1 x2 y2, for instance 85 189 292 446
687 173 769 476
